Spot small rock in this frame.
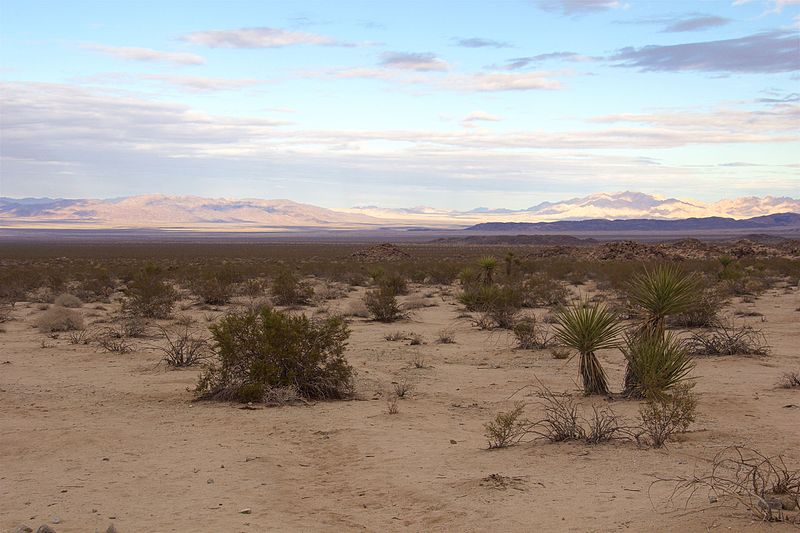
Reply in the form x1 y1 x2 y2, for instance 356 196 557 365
239 508 252 514
708 495 718 503
449 439 457 445
36 526 57 533
207 478 214 484
105 525 119 533
51 517 61 524
11 526 33 533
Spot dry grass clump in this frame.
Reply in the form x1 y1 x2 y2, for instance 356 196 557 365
157 325 210 368
521 275 569 307
550 347 571 359
196 307 353 403
384 331 406 341
387 394 400 415
54 293 83 308
658 446 799 522
343 299 370 318
67 328 93 345
391 378 412 398
512 316 554 350
95 330 134 354
403 295 434 310
435 328 456 344
687 322 770 356
36 306 84 333
777 371 800 389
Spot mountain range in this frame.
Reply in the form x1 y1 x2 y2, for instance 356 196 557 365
0 192 798 231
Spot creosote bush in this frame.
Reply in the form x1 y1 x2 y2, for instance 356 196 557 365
637 384 697 448
36 306 84 333
484 402 528 449
190 267 239 305
197 307 353 403
270 270 313 306
123 265 178 318
364 283 404 322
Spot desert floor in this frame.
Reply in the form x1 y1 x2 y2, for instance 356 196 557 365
1 282 799 532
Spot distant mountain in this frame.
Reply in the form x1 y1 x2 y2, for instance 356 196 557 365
465 213 800 232
0 195 380 229
1 192 798 231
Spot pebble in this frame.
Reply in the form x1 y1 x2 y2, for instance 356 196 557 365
36 526 57 533
449 439 457 444
11 526 33 533
239 508 252 514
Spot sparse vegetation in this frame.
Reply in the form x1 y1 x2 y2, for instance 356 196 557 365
158 325 210 367
687 321 770 356
270 270 313 306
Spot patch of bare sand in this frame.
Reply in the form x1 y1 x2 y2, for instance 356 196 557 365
1 285 799 532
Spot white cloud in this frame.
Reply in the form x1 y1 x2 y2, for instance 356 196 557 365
182 27 350 48
463 111 503 122
82 44 205 65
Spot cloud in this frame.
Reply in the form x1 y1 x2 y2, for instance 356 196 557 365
611 31 800 73
182 27 350 48
2 82 797 201
454 37 512 48
82 44 205 65
501 52 589 69
463 111 503 122
663 15 731 32
142 75 267 92
439 71 563 91
536 0 621 15
733 0 800 14
379 52 449 71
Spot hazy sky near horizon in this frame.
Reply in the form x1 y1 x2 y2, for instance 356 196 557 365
0 0 798 209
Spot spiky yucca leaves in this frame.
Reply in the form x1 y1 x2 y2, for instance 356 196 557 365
477 256 498 285
627 264 699 337
621 331 695 400
554 299 623 395
626 264 698 393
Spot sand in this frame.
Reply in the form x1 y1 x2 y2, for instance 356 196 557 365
1 284 799 532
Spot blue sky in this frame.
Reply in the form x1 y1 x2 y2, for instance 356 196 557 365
0 0 798 209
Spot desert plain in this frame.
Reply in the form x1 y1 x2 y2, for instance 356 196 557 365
1 237 799 532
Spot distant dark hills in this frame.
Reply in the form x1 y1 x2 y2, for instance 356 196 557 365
465 213 800 232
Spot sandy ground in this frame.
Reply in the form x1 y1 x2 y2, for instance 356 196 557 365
1 283 799 532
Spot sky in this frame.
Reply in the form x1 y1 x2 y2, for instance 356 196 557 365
0 0 798 210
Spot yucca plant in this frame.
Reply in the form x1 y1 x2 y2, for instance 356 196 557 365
627 264 698 337
477 256 498 285
621 331 694 400
554 299 623 395
626 264 698 393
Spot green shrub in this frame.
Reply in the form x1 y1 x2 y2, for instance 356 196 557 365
522 275 569 307
271 270 313 306
197 307 353 402
191 266 240 305
36 306 84 332
123 265 178 318
638 385 697 448
364 284 403 322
